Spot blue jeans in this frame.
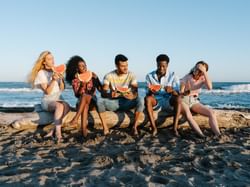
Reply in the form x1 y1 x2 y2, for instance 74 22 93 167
96 96 144 113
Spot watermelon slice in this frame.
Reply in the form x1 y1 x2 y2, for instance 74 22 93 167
77 71 92 82
116 86 131 94
148 84 161 92
53 64 66 74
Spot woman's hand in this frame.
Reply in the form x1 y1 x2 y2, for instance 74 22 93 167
197 64 207 74
52 72 61 80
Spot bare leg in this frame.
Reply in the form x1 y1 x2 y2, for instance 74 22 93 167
54 102 70 143
81 99 91 137
70 95 91 126
170 95 182 136
44 101 70 142
181 103 205 137
144 96 158 136
191 103 221 136
132 111 143 136
98 112 110 135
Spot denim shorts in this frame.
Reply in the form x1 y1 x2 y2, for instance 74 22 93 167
182 95 200 108
153 96 173 111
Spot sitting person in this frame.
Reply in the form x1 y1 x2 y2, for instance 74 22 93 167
96 54 144 135
177 61 221 137
28 51 70 143
65 56 109 137
145 54 181 136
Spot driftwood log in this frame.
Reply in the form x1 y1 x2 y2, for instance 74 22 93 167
0 105 249 130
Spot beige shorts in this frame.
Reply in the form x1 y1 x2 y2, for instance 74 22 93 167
182 95 200 108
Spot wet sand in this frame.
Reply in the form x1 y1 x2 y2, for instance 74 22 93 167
0 123 249 186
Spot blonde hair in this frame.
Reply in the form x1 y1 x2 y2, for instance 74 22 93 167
28 51 51 87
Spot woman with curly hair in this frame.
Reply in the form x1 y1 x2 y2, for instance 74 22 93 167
66 56 109 137
28 51 70 143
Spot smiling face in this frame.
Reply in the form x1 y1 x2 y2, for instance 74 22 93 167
43 53 54 70
116 61 128 74
157 61 168 76
78 61 87 73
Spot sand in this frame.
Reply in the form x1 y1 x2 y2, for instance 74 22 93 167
0 119 250 186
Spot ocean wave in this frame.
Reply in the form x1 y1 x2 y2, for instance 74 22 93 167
0 88 42 93
222 84 250 91
202 84 250 94
213 103 250 110
0 103 38 108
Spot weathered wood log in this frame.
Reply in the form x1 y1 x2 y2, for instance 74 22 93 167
0 105 249 130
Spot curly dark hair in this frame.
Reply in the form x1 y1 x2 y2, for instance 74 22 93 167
65 56 85 84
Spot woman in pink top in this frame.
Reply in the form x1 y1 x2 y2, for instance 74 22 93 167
176 61 221 137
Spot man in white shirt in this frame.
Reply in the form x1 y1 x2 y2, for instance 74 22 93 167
145 54 181 136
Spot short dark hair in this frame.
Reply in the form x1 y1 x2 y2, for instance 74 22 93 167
156 54 170 64
115 54 128 65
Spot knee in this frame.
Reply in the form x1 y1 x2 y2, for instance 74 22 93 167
85 95 92 105
55 102 64 111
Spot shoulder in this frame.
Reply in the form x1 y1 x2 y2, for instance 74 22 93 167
37 69 46 76
180 74 190 81
148 70 156 76
128 71 136 77
91 72 98 79
104 70 116 79
168 70 178 77
146 70 156 78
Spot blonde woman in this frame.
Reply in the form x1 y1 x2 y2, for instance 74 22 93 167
177 61 221 137
28 51 70 143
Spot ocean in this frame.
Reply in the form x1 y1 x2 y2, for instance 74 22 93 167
0 82 250 110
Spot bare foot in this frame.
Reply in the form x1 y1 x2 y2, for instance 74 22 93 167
69 119 78 128
103 128 110 135
174 130 180 137
152 128 158 136
44 130 54 138
56 136 63 144
82 128 88 138
133 127 139 136
198 133 205 138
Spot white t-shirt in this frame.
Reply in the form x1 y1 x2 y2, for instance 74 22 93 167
34 70 60 95
34 69 62 110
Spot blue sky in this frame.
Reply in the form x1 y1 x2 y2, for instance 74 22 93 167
0 0 249 82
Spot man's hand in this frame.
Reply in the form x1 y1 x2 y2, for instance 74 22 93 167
111 90 121 98
123 91 135 100
164 86 174 93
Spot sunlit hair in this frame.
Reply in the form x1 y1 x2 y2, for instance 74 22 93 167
65 55 85 85
28 51 51 87
189 61 209 75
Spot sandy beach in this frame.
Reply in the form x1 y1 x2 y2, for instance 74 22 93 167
0 110 250 186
